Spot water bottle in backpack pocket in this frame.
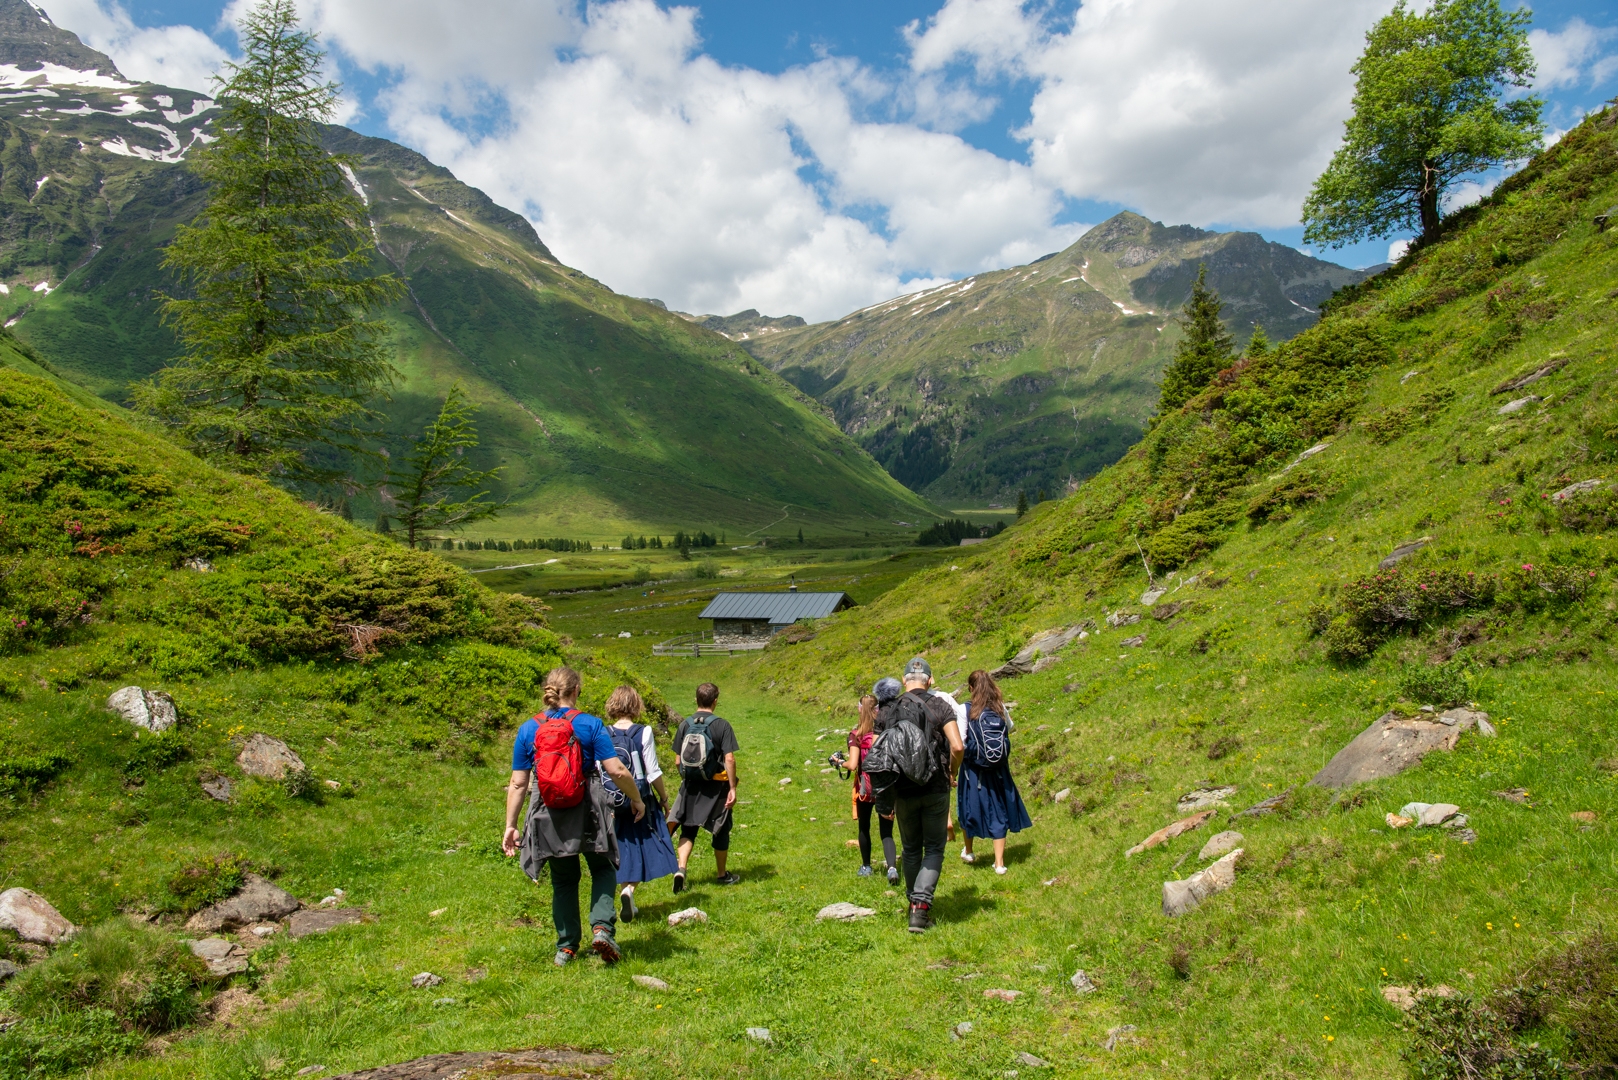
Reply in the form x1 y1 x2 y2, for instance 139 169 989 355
967 709 1009 767
602 723 655 810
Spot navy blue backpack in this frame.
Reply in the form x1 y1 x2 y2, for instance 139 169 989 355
966 707 1010 767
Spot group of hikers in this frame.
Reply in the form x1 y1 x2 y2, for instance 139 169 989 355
500 657 1030 965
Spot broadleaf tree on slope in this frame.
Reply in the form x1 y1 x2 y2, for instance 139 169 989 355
1301 0 1542 251
133 0 401 483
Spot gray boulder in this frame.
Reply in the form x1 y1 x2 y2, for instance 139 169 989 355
411 972 442 989
200 774 233 802
1552 479 1602 502
0 959 18 982
1176 786 1237 813
106 686 178 733
1378 537 1431 570
1163 848 1242 917
185 874 301 933
1198 830 1244 861
1070 969 1097 993
288 908 367 939
188 937 249 976
816 902 875 922
0 888 76 944
992 624 1091 678
668 907 707 926
632 975 670 991
1498 395 1540 415
237 734 304 780
1311 710 1488 788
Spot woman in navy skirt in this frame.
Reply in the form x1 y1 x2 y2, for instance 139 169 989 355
602 686 680 921
957 669 1032 874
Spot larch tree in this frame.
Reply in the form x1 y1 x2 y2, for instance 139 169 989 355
1157 266 1234 413
1301 0 1542 250
135 0 401 481
384 385 504 547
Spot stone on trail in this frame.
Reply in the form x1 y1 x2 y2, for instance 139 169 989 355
984 988 1022 1002
816 902 875 922
1070 969 1097 994
1398 802 1461 827
955 1022 974 1036
745 1027 772 1043
777 777 793 786
186 874 301 933
1102 1025 1138 1052
1120 634 1146 648
237 733 305 780
1140 586 1167 606
632 975 669 991
411 972 442 989
1052 788 1071 803
0 888 76 944
1176 786 1238 814
1162 848 1242 917
844 839 860 848
106 686 178 732
1311 710 1489 788
1106 611 1141 627
1198 831 1244 861
288 908 367 939
1016 1052 1050 1068
1125 808 1217 857
188 937 250 976
0 959 17 982
250 923 279 938
1498 395 1541 415
668 907 708 927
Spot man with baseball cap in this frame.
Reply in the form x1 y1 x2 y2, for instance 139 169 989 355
892 656 964 932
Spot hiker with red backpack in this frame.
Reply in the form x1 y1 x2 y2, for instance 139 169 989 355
957 669 1031 874
502 666 646 967
668 682 741 891
602 685 679 922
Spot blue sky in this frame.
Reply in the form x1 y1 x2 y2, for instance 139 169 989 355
45 0 1618 318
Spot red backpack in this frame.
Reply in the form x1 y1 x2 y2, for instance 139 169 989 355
532 708 587 809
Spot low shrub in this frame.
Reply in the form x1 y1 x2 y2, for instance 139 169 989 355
164 852 249 914
8 918 208 1031
120 730 187 780
1402 993 1562 1080
1312 567 1499 661
1558 486 1618 532
0 1008 146 1078
0 751 70 797
1246 469 1342 523
1397 661 1474 707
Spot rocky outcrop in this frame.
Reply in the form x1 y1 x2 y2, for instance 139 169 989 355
328 1050 614 1080
106 686 178 732
1311 709 1491 788
188 937 250 976
0 888 75 944
288 908 367 939
1125 808 1217 857
185 874 301 933
991 623 1093 678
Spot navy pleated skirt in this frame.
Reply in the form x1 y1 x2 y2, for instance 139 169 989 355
956 761 1033 840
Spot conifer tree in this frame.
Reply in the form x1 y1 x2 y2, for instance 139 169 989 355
383 385 504 547
1157 266 1234 412
1244 326 1272 358
135 0 401 481
1016 490 1029 518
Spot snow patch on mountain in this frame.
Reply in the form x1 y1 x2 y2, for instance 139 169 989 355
0 61 131 90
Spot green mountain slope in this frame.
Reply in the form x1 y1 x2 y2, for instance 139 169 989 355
0 2 936 539
745 212 1373 504
744 104 1618 1073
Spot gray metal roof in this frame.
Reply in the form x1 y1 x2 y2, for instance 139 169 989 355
698 591 854 623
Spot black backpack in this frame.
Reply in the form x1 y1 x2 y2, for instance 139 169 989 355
865 692 936 787
603 724 655 809
677 714 723 784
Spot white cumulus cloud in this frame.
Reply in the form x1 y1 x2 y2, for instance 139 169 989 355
38 0 229 91
1530 17 1618 91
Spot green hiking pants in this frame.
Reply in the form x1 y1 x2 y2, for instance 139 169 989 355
548 852 617 951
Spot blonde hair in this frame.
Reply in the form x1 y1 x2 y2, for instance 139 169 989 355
606 685 644 721
541 666 582 710
854 694 877 738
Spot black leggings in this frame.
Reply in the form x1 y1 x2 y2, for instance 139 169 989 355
855 799 896 868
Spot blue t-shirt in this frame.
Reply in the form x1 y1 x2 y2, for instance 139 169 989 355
512 709 616 772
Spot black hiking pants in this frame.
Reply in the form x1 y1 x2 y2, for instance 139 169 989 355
855 799 895 868
894 790 949 906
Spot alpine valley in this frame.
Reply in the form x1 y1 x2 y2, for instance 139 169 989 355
735 212 1378 504
0 0 938 540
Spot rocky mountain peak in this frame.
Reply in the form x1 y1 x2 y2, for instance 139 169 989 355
0 0 125 81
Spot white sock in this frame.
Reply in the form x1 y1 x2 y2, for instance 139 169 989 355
621 884 635 896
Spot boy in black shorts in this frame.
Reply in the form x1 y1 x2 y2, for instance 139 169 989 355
668 682 741 890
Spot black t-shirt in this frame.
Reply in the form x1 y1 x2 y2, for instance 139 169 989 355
893 690 956 798
673 713 738 793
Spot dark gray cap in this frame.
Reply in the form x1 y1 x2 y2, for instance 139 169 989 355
903 656 932 679
873 677 903 703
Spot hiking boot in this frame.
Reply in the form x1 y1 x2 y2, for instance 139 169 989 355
907 903 933 933
886 864 900 885
621 891 637 923
715 871 741 886
590 926 621 965
553 947 576 967
672 871 686 895
857 865 873 877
